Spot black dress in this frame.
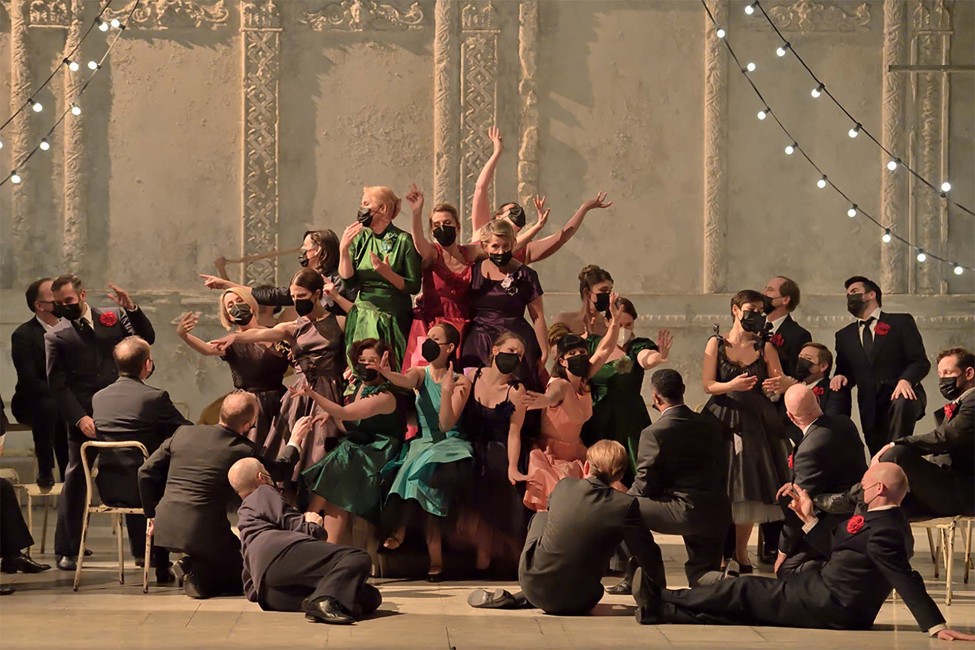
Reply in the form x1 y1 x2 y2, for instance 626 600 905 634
703 335 789 525
223 341 290 454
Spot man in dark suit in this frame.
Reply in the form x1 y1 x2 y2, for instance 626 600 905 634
774 385 867 576
139 393 312 600
92 337 191 582
230 457 380 624
467 440 659 615
794 343 853 418
832 276 929 455
47 274 155 571
633 463 975 641
608 369 730 594
878 347 974 518
10 278 67 488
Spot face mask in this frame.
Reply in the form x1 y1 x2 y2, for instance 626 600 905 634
740 311 767 334
489 251 513 267
494 351 520 375
846 294 865 317
146 360 155 380
618 328 634 348
357 207 374 228
505 205 526 228
432 225 457 247
229 303 253 326
794 358 815 383
939 376 964 401
298 250 310 268
56 303 83 321
355 363 379 382
565 355 590 378
294 299 315 317
593 292 611 313
421 338 445 363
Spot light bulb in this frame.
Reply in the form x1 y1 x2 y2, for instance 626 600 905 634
64 58 79 72
39 138 50 151
916 250 927 263
757 108 769 121
785 143 795 155
941 181 951 193
955 265 964 276
746 62 756 73
847 205 857 218
0 138 4 150
881 230 892 243
88 61 99 71
30 99 42 112
776 43 791 57
98 18 109 32
70 104 81 116
110 18 121 29
811 83 824 98
745 3 755 15
11 171 22 184
817 176 827 189
716 27 726 39
848 124 860 138
887 159 899 171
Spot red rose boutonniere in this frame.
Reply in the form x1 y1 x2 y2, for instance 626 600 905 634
874 322 891 336
788 453 794 469
846 515 865 534
944 403 957 422
770 333 785 347
812 386 825 397
99 311 118 327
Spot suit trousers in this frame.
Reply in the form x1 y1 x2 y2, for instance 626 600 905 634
863 396 923 455
881 445 975 517
26 404 68 480
1 478 33 557
518 511 601 615
658 572 865 630
54 432 95 557
177 527 245 598
261 541 374 614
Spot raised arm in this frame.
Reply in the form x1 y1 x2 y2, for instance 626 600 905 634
438 364 471 433
471 126 504 237
522 378 569 411
176 312 225 357
294 384 396 422
211 321 293 352
371 351 424 391
513 196 549 252
338 223 362 281
589 293 623 374
406 183 436 266
524 192 613 265
637 329 672 370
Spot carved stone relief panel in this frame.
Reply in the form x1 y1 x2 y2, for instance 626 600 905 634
103 0 231 30
459 1 498 216
299 0 425 31
747 0 872 32
28 0 70 27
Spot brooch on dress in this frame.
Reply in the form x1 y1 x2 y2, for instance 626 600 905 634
500 272 517 295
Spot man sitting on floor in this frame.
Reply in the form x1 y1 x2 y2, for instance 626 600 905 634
468 440 659 615
230 457 381 625
632 463 975 641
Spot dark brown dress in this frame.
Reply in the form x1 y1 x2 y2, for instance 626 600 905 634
223 341 290 455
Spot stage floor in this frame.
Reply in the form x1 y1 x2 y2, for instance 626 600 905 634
1 527 972 650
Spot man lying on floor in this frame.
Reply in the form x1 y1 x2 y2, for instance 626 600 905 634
631 462 975 641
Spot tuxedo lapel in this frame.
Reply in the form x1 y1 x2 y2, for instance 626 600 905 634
842 322 871 369
867 313 892 366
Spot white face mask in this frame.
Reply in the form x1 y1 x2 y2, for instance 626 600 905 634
617 328 634 348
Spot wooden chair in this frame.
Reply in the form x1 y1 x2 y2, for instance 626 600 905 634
913 516 975 606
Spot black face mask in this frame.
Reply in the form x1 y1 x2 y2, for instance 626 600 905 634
355 363 379 382
565 355 590 378
794 358 815 383
421 338 445 363
146 360 155 380
494 352 520 375
593 292 611 313
298 250 310 268
740 311 767 334
505 204 526 228
294 299 315 317
846 294 865 317
357 208 374 228
56 303 83 321
939 376 964 401
229 303 253 326
432 225 457 247
489 251 513 268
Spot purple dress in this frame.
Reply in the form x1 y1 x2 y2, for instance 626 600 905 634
459 260 544 391
222 341 290 453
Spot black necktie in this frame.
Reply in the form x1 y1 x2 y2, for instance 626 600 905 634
861 316 875 357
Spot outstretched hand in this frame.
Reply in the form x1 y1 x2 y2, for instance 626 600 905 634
488 126 503 155
199 274 233 290
106 283 136 311
582 191 613 212
406 183 424 215
532 196 550 229
176 312 199 337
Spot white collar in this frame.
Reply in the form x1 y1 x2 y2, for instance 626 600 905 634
801 416 821 437
79 303 93 327
769 314 788 334
804 376 825 387
860 307 882 324
868 505 899 512
34 314 59 332
659 404 682 417
952 386 975 404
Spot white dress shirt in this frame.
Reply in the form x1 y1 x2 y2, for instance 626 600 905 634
858 307 882 337
35 315 58 332
769 314 788 335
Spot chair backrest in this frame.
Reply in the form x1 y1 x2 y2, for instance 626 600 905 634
79 441 150 507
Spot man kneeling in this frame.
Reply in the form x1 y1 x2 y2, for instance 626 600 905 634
468 440 658 615
230 458 381 625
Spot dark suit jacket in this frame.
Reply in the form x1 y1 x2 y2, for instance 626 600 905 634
237 484 327 604
895 390 974 478
834 312 929 431
138 424 298 553
812 377 853 418
808 507 944 631
771 315 812 380
11 318 56 423
92 377 191 506
45 306 155 428
792 415 867 497
520 476 659 614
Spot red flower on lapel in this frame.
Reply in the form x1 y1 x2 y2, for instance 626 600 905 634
99 311 118 327
874 322 890 336
812 386 825 397
846 515 865 534
944 403 957 422
788 453 794 469
771 333 785 347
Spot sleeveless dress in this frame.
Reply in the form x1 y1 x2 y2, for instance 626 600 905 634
302 382 406 523
222 341 290 453
267 315 345 480
402 244 472 371
703 334 789 524
523 379 591 511
383 366 474 517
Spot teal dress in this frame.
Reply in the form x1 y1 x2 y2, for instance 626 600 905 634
581 335 658 471
384 367 474 517
302 382 405 523
344 224 422 368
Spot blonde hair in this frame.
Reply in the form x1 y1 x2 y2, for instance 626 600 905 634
586 440 628 483
218 288 260 332
488 331 526 363
363 186 402 220
429 203 461 234
477 218 516 248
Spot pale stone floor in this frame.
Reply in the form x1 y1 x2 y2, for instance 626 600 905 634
0 523 972 650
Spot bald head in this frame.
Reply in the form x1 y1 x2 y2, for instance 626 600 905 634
785 383 822 428
219 392 259 434
114 336 152 378
862 462 909 507
228 457 267 499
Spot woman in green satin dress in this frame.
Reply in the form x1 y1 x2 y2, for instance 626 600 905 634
300 338 406 545
338 185 423 369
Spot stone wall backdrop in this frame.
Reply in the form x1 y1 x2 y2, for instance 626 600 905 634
0 1 972 458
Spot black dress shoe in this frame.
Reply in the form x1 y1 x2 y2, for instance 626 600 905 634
632 567 663 625
354 584 382 619
56 556 77 571
172 558 192 587
758 550 777 566
606 577 633 595
155 568 176 585
304 597 355 625
0 585 14 596
466 588 516 609
36 474 55 490
1 554 51 574
182 572 207 599
83 549 93 557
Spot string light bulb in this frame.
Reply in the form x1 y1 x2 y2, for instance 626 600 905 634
110 18 121 29
817 176 827 189
39 138 50 151
811 83 824 99
745 2 756 15
887 158 899 171
70 104 81 116
916 250 927 263
88 61 100 71
97 18 109 32
757 108 769 121
11 171 22 184
0 138 4 150
716 27 726 39
848 124 861 138
847 205 857 218
64 58 80 72
776 43 791 57
881 229 892 243
955 265 965 276
745 62 757 73
30 98 42 112
941 181 951 193
784 143 796 155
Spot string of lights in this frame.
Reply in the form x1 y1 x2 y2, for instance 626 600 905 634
702 0 972 276
0 1 138 188
745 0 974 218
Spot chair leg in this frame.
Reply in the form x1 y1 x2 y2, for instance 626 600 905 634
73 511 91 592
116 515 125 585
928 528 940 579
964 520 973 585
945 523 956 606
41 496 51 555
27 495 34 553
143 520 152 594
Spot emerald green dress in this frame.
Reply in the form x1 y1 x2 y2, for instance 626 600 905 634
344 223 422 368
302 382 406 523
581 335 659 472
